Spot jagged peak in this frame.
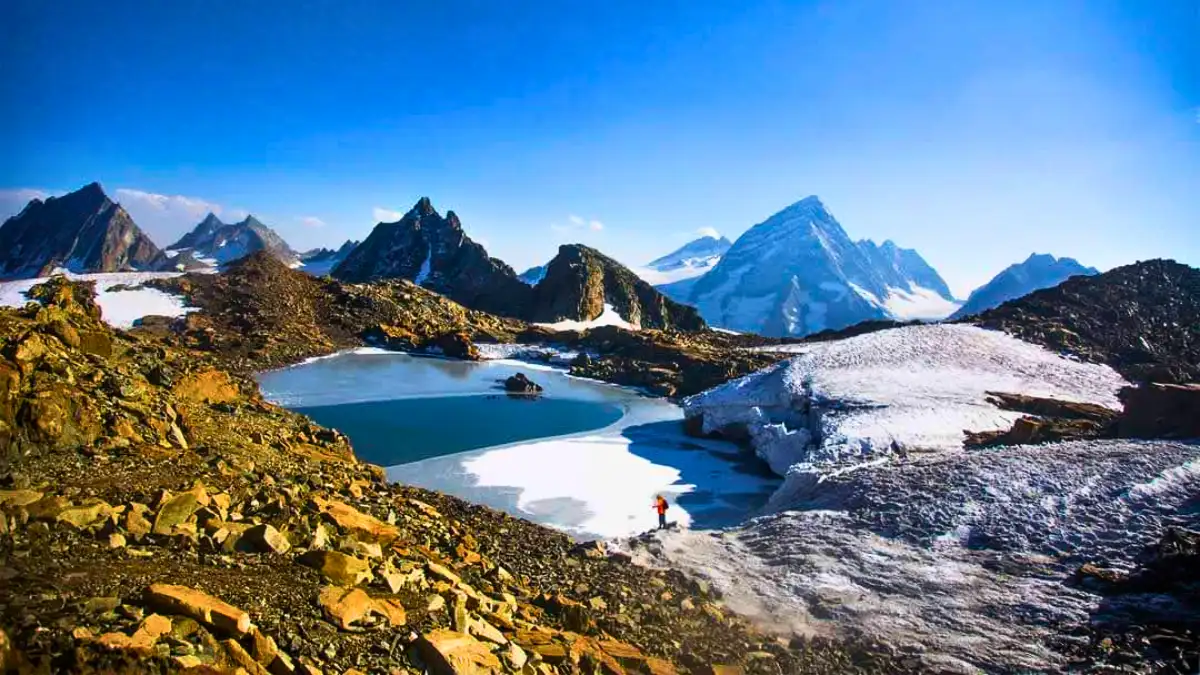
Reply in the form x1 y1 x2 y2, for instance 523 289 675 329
236 214 266 228
198 212 224 226
411 197 437 217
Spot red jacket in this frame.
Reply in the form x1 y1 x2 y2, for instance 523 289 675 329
654 497 668 515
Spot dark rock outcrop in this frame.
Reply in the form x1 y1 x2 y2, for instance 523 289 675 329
0 182 165 278
333 198 533 318
502 373 543 394
969 259 1200 384
1116 382 1200 439
531 244 706 331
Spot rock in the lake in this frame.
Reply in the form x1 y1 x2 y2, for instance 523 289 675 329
502 373 542 394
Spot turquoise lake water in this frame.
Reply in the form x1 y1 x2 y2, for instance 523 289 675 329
295 395 624 466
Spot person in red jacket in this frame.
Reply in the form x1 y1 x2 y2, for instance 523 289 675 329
653 495 669 530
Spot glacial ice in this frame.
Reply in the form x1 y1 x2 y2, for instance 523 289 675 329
684 324 1128 478
0 270 198 328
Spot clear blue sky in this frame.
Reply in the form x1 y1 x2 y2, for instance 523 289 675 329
1 0 1196 295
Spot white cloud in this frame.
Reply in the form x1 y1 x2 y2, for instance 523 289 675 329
551 213 606 237
0 188 53 220
696 226 721 239
114 188 234 246
373 207 403 223
298 216 326 228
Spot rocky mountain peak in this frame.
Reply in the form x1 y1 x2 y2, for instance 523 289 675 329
412 196 436 218
0 182 163 278
532 244 705 330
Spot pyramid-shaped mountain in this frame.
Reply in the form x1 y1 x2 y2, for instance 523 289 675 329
0 182 165 278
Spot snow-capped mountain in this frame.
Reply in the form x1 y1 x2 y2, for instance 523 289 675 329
951 253 1098 319
165 213 298 267
298 240 359 277
678 196 958 337
637 235 732 286
0 182 165 278
518 265 547 285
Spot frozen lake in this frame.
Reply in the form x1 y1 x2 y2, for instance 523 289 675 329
256 349 780 539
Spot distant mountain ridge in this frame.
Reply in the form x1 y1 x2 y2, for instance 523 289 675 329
335 198 702 330
673 196 957 336
166 213 298 267
951 253 1098 319
0 182 165 278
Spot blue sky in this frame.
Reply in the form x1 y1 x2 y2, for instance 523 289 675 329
1 0 1196 295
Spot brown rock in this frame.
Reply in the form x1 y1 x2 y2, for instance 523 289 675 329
299 549 373 586
239 523 291 554
310 495 399 543
172 369 240 404
56 501 110 529
145 583 252 636
248 627 280 666
318 587 374 630
152 491 202 535
224 637 271 675
431 331 480 361
414 629 502 675
0 489 43 507
1117 382 1200 439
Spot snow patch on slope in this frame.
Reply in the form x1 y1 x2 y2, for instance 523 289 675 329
683 324 1127 476
0 271 198 328
535 303 638 331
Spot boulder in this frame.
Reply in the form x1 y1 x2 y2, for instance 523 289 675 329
1116 382 1200 439
414 629 502 675
317 586 407 630
152 491 202 535
172 369 240 405
299 550 374 586
502 373 543 394
238 523 291 554
309 495 400 543
432 331 480 361
144 583 251 637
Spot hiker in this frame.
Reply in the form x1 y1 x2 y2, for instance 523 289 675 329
653 495 669 529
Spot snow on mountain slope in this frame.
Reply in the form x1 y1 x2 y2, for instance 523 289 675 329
0 271 198 328
517 265 547 285
166 213 299 268
679 197 957 336
951 253 1099 319
636 235 732 286
534 303 638 331
683 323 1127 478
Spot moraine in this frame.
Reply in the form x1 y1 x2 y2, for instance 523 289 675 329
256 349 780 540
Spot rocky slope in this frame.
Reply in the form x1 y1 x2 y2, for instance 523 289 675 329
333 198 534 319
165 213 299 267
532 245 706 331
0 182 165 279
968 259 1200 384
677 197 957 337
951 253 1098 319
147 252 774 397
0 276 902 674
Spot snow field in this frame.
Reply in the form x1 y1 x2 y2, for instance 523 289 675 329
684 324 1128 475
0 271 197 328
